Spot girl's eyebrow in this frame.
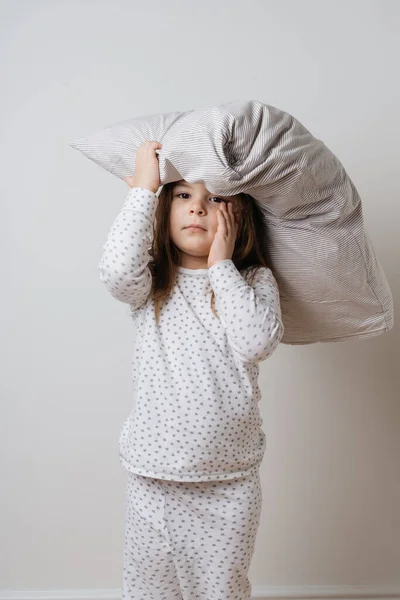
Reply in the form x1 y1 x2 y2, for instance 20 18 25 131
173 181 191 188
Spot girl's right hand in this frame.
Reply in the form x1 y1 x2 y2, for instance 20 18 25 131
124 141 162 194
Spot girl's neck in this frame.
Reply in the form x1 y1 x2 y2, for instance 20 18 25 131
177 265 209 275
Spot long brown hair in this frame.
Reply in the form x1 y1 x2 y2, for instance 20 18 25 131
147 181 275 324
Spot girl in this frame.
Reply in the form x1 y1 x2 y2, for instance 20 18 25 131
99 140 284 600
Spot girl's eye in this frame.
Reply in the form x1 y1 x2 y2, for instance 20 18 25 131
175 193 226 204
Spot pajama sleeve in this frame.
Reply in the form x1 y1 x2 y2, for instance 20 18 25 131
208 259 284 363
98 187 157 309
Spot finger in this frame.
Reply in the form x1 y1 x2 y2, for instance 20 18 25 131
147 140 162 149
227 202 234 229
222 203 233 235
217 209 226 233
231 206 239 234
222 207 232 236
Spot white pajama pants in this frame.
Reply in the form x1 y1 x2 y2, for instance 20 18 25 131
122 465 263 600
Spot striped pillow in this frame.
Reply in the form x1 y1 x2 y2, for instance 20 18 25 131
70 99 394 345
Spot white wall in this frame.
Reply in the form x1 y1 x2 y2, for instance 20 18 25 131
1 0 399 597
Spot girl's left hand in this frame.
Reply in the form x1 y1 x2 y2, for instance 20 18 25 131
207 202 239 269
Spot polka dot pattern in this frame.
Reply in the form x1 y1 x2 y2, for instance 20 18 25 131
122 465 262 600
99 187 284 482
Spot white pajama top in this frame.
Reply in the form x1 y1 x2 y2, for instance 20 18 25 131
99 187 284 482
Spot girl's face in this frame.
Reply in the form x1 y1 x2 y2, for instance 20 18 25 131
169 180 241 268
